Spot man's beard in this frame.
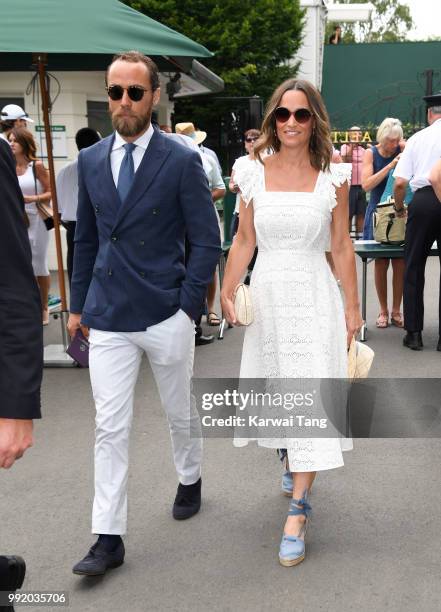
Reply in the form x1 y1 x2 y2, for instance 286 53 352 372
111 110 150 137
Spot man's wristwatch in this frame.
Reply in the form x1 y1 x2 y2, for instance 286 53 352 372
393 203 405 213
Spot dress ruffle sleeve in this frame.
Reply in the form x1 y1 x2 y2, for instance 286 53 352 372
234 159 263 207
328 162 352 211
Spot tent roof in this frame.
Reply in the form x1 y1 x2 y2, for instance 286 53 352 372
0 0 212 72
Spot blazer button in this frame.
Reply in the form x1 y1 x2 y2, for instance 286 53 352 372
111 235 118 242
139 240 145 246
95 206 100 213
108 268 113 276
152 209 158 215
140 271 145 278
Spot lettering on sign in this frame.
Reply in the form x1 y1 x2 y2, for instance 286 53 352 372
331 131 372 144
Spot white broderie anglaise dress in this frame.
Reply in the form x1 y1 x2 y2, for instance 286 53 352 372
234 160 353 472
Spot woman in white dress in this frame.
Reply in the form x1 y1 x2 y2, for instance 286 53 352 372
220 79 363 566
9 128 52 325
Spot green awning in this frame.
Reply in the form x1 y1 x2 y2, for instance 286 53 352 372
0 0 213 72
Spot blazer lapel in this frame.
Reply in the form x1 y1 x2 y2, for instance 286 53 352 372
113 129 171 227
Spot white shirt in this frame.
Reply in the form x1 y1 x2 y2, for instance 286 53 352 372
56 159 79 222
165 132 201 155
0 133 9 143
394 118 441 192
201 152 224 191
163 132 223 190
200 145 222 173
110 123 154 186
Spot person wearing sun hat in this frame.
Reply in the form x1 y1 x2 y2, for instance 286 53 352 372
175 122 225 342
176 121 222 172
0 104 34 142
175 122 207 145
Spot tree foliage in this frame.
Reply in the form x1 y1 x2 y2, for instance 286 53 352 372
326 0 414 44
125 0 304 101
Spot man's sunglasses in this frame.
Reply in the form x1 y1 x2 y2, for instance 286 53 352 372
245 137 259 143
273 107 313 124
106 84 150 102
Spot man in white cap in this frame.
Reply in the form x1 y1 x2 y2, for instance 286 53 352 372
0 104 34 141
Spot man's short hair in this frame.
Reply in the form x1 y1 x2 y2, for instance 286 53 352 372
0 120 15 133
151 110 159 126
429 105 441 115
106 51 160 92
75 128 101 151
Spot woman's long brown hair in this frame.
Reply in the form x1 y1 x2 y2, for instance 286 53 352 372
254 78 333 172
10 127 38 161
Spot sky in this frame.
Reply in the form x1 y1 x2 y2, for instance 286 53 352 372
404 0 441 40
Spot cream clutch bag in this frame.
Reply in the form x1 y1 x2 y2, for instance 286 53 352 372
347 337 375 379
233 283 254 326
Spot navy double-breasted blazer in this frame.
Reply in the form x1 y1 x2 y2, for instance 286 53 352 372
70 128 222 331
0 139 42 418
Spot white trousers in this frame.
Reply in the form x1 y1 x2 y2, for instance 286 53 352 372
88 309 201 535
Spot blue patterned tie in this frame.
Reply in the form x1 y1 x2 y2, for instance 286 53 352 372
117 142 136 203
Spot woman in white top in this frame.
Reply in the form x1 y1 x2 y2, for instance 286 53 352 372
229 129 260 238
220 79 362 567
9 128 51 325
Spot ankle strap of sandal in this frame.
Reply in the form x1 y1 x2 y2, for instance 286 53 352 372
288 495 312 518
277 448 288 464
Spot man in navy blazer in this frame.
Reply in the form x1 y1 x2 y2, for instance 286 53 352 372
68 52 221 576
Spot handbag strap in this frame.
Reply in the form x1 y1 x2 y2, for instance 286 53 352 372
384 213 405 246
31 160 38 194
385 215 394 243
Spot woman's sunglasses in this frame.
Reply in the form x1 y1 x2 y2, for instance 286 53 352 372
245 137 259 143
273 107 313 124
106 84 150 102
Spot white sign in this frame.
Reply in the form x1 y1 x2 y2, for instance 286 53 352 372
35 125 67 159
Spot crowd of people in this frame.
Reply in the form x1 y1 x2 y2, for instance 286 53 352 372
1 49 441 596
323 110 441 348
227 108 441 347
4 94 439 349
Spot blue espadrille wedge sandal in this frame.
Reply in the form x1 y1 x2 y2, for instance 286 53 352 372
278 493 312 567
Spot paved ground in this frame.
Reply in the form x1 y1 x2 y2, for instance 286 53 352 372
1 257 441 612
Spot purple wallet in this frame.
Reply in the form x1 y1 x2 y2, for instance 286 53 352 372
66 329 89 367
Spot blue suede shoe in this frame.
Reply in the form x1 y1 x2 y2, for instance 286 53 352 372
279 494 312 567
281 470 293 496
